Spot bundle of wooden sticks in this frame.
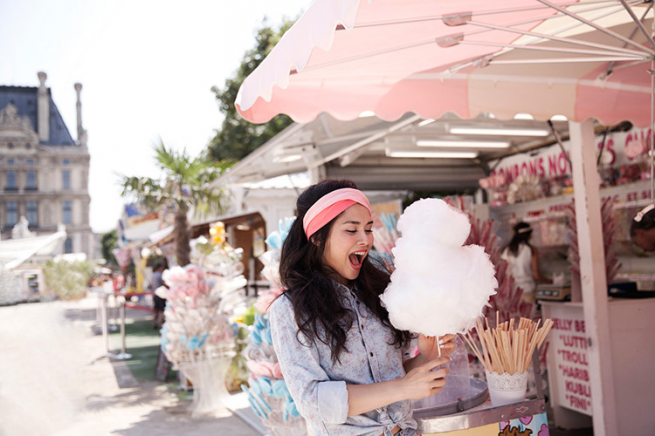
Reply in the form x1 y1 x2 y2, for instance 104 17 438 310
464 314 553 375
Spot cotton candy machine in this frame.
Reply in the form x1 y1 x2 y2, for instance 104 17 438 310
412 339 548 435
411 337 488 416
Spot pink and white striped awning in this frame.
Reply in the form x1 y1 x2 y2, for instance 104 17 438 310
236 0 655 127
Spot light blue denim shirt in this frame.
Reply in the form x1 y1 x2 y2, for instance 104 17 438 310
269 282 417 436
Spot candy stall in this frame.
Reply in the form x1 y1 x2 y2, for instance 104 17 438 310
483 124 655 434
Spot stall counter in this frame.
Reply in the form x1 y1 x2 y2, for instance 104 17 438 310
541 299 655 435
416 399 548 435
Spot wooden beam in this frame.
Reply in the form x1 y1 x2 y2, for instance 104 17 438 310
568 119 618 436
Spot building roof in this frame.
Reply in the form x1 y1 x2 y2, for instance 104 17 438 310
0 86 76 146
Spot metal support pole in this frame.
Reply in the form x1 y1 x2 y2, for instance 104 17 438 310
120 299 127 355
112 295 118 331
111 296 132 360
100 293 109 353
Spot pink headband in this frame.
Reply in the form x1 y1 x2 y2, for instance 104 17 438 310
303 188 371 239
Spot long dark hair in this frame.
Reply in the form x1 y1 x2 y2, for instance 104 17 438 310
630 205 655 236
279 179 411 364
504 222 533 256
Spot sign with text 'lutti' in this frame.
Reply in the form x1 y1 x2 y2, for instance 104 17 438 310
551 309 593 416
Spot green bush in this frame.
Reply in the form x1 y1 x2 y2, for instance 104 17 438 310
43 260 95 300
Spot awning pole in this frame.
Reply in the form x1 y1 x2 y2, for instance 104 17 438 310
568 119 618 436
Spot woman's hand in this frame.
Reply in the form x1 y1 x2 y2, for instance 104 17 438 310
417 333 456 361
398 356 450 400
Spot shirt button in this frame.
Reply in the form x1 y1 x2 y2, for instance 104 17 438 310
370 352 374 357
361 324 364 329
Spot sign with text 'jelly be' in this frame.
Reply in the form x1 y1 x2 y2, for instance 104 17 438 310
551 310 593 416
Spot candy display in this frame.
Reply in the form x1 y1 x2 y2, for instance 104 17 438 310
566 198 621 284
459 212 534 325
242 217 307 436
371 212 399 265
380 198 498 338
507 175 543 204
159 221 247 416
464 314 553 407
465 314 553 376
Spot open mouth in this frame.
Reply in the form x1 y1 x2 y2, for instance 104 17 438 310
348 250 367 270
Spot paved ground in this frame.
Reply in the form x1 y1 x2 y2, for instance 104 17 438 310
0 296 260 436
0 295 594 436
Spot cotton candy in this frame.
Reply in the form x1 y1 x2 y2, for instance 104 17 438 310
380 199 497 338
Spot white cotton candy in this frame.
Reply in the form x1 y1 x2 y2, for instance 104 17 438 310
380 198 497 338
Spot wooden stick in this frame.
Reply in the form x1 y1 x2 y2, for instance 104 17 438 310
525 332 540 369
537 319 554 348
476 320 492 372
485 328 503 373
519 328 528 373
523 329 530 373
498 329 510 372
464 333 487 372
504 331 513 375
468 329 488 371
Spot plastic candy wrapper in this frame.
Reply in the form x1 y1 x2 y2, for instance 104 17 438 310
380 198 498 338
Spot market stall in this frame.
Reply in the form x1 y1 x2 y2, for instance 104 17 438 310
484 124 655 435
232 1 655 434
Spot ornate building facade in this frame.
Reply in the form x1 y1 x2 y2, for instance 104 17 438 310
0 72 93 257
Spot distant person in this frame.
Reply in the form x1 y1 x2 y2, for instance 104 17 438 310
151 261 168 329
501 222 549 304
631 204 655 252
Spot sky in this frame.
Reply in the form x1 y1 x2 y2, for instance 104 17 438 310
0 0 309 233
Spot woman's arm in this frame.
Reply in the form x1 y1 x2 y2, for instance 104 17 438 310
346 356 450 416
270 298 351 424
346 334 455 416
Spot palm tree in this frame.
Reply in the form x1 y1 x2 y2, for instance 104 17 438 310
120 141 232 266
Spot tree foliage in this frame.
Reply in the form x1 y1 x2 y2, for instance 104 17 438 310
207 19 295 161
120 140 232 216
101 229 118 265
119 140 232 266
43 259 95 300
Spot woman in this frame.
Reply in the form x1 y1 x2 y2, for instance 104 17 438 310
150 260 168 329
269 180 455 436
631 204 655 252
501 222 549 304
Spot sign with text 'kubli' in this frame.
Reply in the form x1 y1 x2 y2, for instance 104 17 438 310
551 310 593 416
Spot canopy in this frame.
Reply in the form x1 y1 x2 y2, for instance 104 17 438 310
0 230 67 270
237 0 654 127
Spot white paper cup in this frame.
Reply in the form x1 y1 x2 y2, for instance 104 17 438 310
485 370 528 407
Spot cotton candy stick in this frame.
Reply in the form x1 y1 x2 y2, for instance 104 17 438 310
476 319 493 371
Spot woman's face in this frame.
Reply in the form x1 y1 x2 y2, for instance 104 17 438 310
322 204 374 284
632 228 655 252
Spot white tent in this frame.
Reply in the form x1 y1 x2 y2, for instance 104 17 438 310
0 230 67 270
